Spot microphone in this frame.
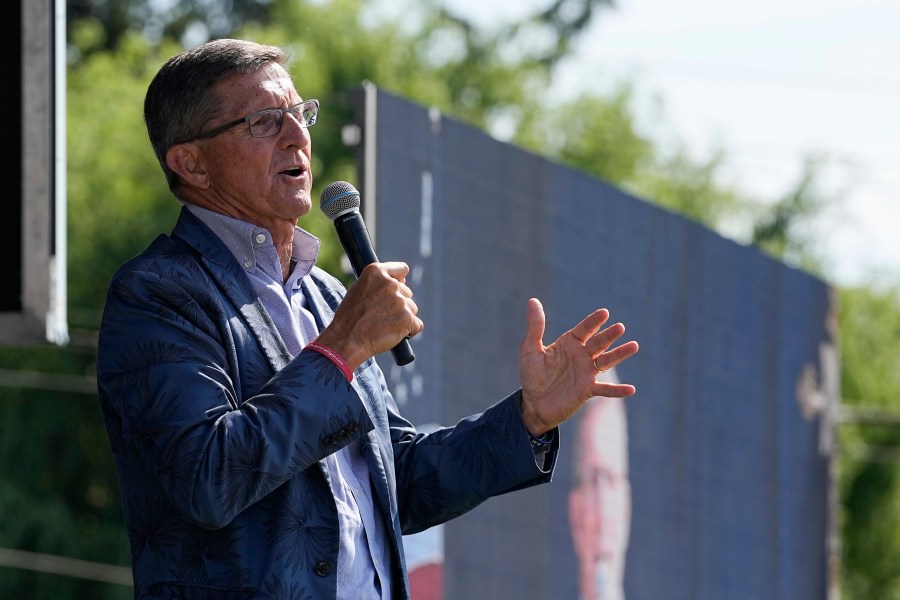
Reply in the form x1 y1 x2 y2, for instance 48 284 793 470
319 181 415 366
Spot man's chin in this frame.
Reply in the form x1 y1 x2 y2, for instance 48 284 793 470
290 194 312 219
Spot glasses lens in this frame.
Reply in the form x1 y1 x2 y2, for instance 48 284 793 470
246 102 318 138
248 110 282 137
300 102 318 127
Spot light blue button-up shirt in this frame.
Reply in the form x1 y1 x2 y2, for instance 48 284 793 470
186 203 392 599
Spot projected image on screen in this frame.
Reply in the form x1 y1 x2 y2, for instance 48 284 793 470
568 369 630 600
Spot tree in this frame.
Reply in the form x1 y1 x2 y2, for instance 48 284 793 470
66 0 274 53
837 283 900 600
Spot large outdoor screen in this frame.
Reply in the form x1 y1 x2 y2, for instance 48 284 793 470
347 84 837 600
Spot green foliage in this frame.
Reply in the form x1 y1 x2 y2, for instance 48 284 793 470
627 146 742 228
841 451 900 600
837 283 900 600
513 87 652 185
838 285 900 407
67 28 183 309
750 155 834 274
0 378 131 599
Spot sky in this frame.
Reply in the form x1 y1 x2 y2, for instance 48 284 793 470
439 0 900 288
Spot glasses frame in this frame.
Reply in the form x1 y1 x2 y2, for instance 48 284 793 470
182 99 319 143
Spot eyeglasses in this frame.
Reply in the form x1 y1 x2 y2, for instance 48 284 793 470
185 99 319 142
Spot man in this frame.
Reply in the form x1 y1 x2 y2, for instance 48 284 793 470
568 369 632 600
96 38 639 599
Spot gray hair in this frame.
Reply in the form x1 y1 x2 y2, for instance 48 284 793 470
143 38 290 196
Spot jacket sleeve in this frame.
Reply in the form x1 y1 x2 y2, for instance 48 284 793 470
374 362 559 535
96 258 373 529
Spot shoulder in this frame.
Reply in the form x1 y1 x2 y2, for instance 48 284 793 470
108 233 199 285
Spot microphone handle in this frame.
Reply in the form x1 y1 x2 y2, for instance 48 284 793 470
333 212 415 366
391 336 416 366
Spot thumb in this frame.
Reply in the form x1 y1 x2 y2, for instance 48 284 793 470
522 298 546 352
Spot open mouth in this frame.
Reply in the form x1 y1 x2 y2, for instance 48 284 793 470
282 167 303 177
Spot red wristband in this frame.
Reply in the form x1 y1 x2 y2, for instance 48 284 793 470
305 342 354 382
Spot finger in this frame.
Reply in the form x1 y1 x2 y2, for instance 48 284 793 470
587 322 627 356
409 314 425 337
590 381 637 398
593 340 640 372
522 298 547 351
367 261 414 298
396 281 414 299
570 308 610 343
382 261 410 281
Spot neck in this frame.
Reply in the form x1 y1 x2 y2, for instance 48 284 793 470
183 196 297 282
276 240 293 282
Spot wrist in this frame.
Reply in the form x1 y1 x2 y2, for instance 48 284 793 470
518 390 551 438
311 329 368 373
305 341 354 381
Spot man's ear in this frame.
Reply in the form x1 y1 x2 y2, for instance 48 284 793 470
166 143 210 189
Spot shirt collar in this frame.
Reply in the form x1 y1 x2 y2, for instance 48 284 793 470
184 202 320 284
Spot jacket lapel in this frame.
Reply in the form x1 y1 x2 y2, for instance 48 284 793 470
172 207 293 372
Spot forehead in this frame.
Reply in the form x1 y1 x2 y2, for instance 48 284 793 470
215 62 299 113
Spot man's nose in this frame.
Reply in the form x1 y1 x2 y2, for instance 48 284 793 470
280 112 312 146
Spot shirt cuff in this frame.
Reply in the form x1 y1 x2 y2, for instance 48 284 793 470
529 430 556 470
529 430 554 449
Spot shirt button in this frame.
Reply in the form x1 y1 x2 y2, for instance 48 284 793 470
315 561 331 576
255 233 266 244
243 259 252 268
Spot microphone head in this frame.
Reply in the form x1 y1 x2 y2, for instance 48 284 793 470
320 181 361 221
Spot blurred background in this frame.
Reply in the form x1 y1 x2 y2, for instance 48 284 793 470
1 0 898 598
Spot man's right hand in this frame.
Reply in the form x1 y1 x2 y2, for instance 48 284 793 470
314 261 423 370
